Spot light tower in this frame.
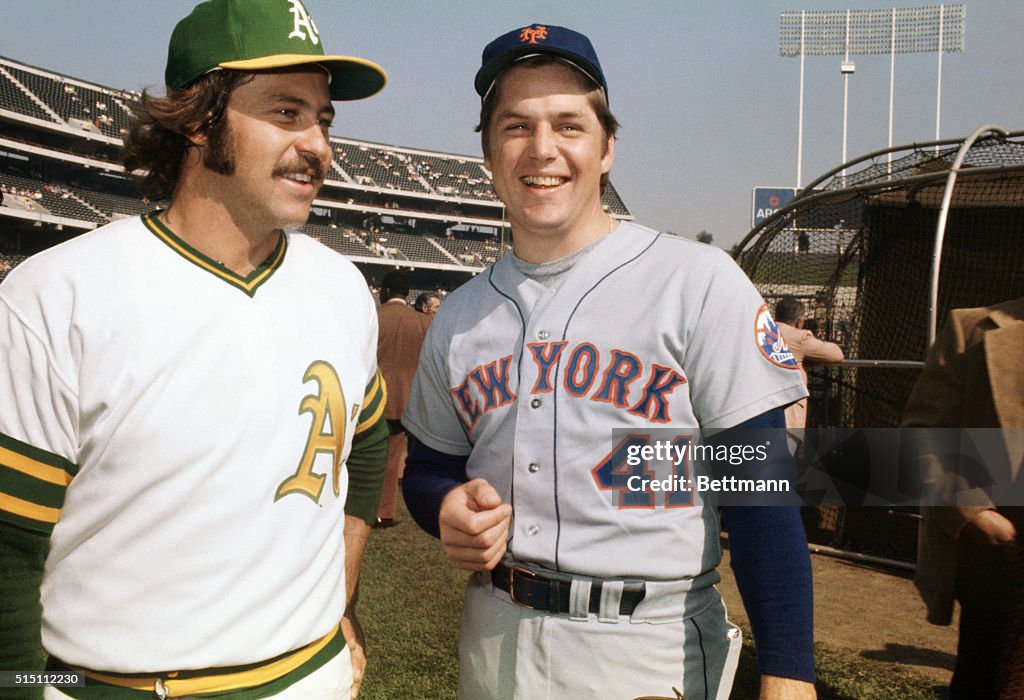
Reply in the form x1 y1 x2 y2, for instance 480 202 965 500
840 10 855 183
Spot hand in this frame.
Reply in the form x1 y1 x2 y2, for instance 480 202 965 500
964 509 1017 546
341 608 366 699
439 478 512 571
759 675 817 699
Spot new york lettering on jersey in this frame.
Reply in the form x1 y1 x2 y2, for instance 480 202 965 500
448 343 687 432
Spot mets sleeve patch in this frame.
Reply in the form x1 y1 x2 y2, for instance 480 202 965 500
755 304 799 369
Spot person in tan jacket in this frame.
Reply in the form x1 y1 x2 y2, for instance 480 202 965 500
774 296 844 431
902 297 1024 698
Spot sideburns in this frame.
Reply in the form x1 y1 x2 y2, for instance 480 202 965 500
202 114 235 176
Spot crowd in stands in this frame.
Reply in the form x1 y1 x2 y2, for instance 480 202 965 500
414 156 494 200
0 251 28 282
0 68 53 122
1 175 106 221
333 142 430 194
2 59 136 140
0 182 44 211
297 217 504 267
436 226 504 266
82 189 152 218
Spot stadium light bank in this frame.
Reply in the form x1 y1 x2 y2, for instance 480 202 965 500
779 5 965 189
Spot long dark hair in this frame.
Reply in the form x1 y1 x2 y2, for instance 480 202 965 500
122 70 252 200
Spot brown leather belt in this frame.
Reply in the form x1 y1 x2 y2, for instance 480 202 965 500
491 562 646 615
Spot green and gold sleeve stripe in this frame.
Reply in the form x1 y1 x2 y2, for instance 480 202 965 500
0 433 76 535
346 372 388 523
141 211 286 297
355 371 387 436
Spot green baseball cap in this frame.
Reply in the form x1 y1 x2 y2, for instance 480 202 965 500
166 0 386 101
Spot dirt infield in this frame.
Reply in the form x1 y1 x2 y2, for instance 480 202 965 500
718 546 959 688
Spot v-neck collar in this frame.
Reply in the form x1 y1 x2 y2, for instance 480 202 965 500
142 211 287 297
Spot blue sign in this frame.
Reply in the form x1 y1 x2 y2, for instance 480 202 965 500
751 187 797 228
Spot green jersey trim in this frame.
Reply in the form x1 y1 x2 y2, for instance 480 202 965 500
141 211 287 298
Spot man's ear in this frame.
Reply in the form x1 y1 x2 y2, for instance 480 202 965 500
601 134 615 174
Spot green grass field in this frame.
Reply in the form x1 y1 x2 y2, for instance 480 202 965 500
747 253 859 288
356 501 942 699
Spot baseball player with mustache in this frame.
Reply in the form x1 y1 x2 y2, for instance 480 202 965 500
0 1 389 697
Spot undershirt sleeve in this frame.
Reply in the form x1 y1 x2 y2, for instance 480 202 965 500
716 409 816 682
0 520 48 695
401 434 469 538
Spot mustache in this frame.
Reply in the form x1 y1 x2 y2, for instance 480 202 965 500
272 155 326 182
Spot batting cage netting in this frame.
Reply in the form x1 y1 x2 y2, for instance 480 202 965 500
735 126 1024 560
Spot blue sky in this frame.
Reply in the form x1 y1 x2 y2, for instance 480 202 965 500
2 1 1021 247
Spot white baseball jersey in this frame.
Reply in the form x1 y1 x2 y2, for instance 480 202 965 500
404 222 807 581
0 212 384 672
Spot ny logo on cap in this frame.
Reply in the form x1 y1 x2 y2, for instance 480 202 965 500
519 25 549 44
287 0 321 45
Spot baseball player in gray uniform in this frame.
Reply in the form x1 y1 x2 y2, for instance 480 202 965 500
0 1 389 698
403 24 818 700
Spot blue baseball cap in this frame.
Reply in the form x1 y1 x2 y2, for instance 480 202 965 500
474 23 608 102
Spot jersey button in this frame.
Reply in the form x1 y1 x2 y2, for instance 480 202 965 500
530 398 542 409
537 330 550 340
527 524 540 536
528 462 539 473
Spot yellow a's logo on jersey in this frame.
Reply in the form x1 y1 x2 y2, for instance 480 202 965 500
276 361 347 503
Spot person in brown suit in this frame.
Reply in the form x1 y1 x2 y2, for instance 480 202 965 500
375 271 430 527
902 298 1024 698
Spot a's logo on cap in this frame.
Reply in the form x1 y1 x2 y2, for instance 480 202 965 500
288 0 321 45
754 304 799 369
519 25 549 45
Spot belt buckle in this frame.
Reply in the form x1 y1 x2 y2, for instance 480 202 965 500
506 564 538 608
